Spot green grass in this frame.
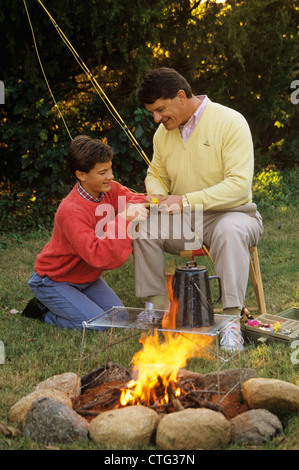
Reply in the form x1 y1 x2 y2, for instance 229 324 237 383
0 206 298 450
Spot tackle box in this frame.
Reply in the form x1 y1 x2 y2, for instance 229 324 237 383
241 308 299 345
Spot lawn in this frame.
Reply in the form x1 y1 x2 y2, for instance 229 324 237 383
0 205 298 450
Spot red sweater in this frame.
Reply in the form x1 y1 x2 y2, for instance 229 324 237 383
35 182 145 283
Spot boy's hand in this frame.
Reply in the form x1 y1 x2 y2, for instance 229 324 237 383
123 203 150 222
144 194 164 204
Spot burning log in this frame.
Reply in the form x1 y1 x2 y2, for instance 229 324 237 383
167 382 184 411
77 385 123 410
185 393 224 414
74 380 124 418
74 372 248 423
200 383 216 400
169 394 184 411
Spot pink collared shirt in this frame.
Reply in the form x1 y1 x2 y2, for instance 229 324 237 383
179 95 209 142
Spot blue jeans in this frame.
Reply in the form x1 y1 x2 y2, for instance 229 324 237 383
28 271 127 330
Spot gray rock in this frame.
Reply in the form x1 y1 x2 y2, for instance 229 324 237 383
9 388 72 424
178 368 257 392
156 408 231 450
202 368 258 392
35 372 80 401
23 397 89 445
89 405 159 448
230 408 283 445
242 378 299 411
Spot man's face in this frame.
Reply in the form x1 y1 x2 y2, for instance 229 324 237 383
145 91 187 131
76 161 114 197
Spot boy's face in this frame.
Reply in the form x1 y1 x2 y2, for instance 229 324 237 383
76 161 114 197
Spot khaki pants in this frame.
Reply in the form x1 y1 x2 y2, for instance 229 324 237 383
133 203 263 310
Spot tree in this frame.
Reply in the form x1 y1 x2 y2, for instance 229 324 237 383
0 0 297 230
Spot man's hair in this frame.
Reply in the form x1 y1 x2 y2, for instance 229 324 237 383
68 135 113 178
136 67 193 104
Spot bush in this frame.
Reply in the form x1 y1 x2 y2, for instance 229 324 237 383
253 166 299 210
1 0 298 231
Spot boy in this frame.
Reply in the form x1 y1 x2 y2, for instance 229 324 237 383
23 135 148 330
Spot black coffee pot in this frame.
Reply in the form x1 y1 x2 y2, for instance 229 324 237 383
172 261 221 328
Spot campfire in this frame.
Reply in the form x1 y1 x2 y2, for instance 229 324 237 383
74 362 249 422
74 275 246 421
119 273 215 408
119 330 214 408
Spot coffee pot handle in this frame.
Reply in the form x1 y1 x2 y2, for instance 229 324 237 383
208 276 222 305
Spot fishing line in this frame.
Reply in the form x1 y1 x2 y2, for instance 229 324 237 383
26 0 170 194
23 0 73 140
24 0 214 269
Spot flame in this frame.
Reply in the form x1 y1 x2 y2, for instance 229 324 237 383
120 274 214 407
162 274 177 330
120 330 213 406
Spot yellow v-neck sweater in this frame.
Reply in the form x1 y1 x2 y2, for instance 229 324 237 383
145 100 254 211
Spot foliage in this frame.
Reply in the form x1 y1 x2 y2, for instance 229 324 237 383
192 0 298 170
253 165 299 210
107 106 154 191
0 0 298 230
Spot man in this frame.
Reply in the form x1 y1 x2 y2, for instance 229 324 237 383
23 135 149 330
133 68 263 347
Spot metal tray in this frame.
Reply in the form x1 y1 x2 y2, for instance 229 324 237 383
82 306 238 337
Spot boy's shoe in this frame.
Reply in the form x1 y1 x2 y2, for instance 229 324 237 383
220 323 244 352
146 295 169 311
21 297 48 321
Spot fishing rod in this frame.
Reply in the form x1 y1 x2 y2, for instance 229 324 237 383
23 0 170 194
23 0 214 267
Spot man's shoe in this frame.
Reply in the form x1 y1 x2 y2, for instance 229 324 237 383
146 295 169 311
21 297 48 321
220 324 244 352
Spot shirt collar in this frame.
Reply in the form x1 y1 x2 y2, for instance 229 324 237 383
179 95 209 131
76 182 105 203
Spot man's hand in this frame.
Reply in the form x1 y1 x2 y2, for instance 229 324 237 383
158 195 183 213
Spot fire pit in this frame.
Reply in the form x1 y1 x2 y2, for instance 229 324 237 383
73 365 250 423
75 306 242 422
74 270 243 425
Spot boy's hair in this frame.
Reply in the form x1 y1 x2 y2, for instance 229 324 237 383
136 67 193 104
68 135 113 178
